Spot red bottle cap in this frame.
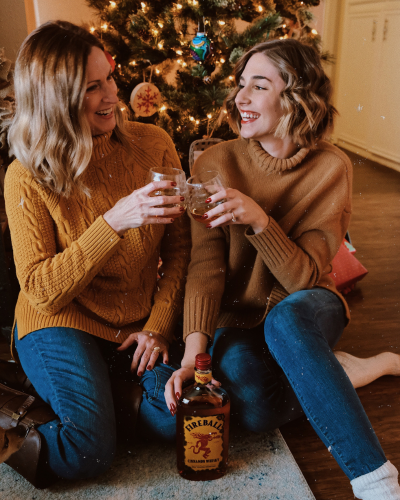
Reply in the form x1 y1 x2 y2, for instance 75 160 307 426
195 353 212 371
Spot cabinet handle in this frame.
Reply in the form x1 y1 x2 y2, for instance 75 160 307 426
383 19 388 41
372 19 377 41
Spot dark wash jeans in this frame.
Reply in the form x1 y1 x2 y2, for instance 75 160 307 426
210 288 386 480
15 325 178 480
15 288 386 481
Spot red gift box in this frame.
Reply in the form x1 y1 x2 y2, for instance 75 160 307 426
329 240 368 293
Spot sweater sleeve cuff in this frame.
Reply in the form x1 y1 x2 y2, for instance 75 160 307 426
78 215 121 263
183 296 220 342
245 217 296 268
144 306 179 344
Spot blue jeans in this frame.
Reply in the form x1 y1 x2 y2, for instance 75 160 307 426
209 288 387 480
15 326 177 480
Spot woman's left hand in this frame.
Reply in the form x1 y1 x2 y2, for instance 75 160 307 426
117 330 169 376
203 188 270 234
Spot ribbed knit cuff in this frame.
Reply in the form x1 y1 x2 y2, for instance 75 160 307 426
78 215 121 263
351 461 400 500
144 306 179 344
183 296 221 341
245 217 296 269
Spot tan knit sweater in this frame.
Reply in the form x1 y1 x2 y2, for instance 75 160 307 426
5 122 191 345
184 138 352 342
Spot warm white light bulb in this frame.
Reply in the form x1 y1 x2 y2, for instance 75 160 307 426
195 120 200 124
90 27 95 33
176 3 182 9
312 28 318 35
229 76 234 80
218 21 225 25
189 116 194 121
102 24 108 30
160 105 166 111
220 58 225 63
109 1 116 7
176 50 183 55
258 5 263 11
158 42 163 49
158 22 163 28
207 114 212 119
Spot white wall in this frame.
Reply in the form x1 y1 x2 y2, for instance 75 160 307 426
0 0 28 60
30 0 98 28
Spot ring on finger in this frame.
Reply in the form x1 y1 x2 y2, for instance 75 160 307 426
153 346 161 353
231 212 237 223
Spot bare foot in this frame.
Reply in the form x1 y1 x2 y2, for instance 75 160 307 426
334 351 400 389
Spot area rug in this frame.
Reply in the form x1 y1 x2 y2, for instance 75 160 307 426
0 428 315 500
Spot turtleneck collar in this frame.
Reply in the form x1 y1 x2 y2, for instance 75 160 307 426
91 131 118 161
248 139 310 174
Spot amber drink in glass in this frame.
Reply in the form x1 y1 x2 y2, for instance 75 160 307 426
147 167 187 219
186 171 226 225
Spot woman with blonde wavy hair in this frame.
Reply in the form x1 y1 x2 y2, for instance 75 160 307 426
3 20 190 484
165 39 400 499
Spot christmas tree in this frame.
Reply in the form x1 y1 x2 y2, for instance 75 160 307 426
86 0 324 171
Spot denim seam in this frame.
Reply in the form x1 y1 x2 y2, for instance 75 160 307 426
145 368 162 403
28 334 64 430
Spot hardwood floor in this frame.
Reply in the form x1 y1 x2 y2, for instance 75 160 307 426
0 149 399 499
280 149 400 499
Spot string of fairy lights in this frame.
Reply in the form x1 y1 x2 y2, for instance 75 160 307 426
89 0 319 133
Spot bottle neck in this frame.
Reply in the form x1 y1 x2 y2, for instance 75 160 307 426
194 367 212 385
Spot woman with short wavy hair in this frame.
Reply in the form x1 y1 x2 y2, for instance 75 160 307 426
165 39 400 499
3 20 190 483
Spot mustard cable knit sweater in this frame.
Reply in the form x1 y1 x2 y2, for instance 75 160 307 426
5 122 191 345
184 138 352 342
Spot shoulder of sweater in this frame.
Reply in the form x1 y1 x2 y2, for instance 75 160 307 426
4 159 58 205
311 140 352 170
125 121 174 149
194 137 245 166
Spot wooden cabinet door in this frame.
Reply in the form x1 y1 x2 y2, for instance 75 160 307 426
369 5 400 163
335 2 382 150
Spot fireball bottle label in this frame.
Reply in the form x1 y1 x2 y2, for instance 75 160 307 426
194 371 212 384
183 414 225 470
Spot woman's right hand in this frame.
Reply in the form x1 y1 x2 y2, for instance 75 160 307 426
164 365 196 416
164 363 222 416
103 180 184 236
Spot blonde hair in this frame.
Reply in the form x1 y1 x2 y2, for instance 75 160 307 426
224 39 337 148
8 20 133 197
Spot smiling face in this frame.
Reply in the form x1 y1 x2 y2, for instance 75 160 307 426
84 46 119 136
235 52 288 150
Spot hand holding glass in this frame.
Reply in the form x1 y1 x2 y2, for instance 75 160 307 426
187 171 227 225
146 167 187 219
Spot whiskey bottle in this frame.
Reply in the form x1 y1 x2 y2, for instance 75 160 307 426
176 353 230 481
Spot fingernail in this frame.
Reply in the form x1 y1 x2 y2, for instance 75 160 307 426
206 224 212 228
171 182 177 186
147 366 152 371
202 213 208 219
176 392 181 400
180 196 185 201
180 207 185 212
205 198 211 203
170 403 176 416
137 371 143 377
170 218 174 223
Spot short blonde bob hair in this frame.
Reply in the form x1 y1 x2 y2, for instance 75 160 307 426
225 39 337 148
8 20 132 197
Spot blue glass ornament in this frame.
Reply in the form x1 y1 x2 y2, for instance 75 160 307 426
189 32 212 62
